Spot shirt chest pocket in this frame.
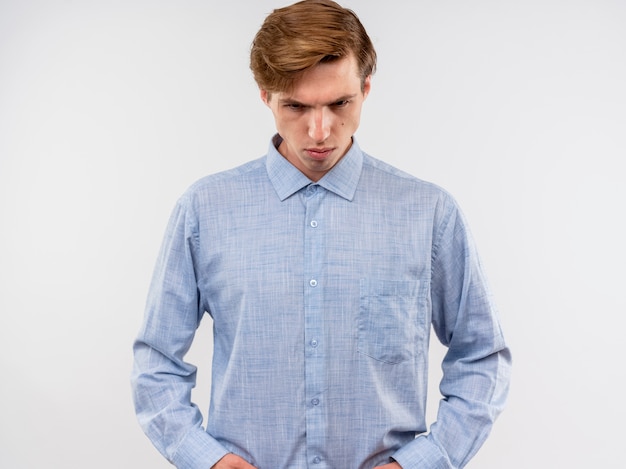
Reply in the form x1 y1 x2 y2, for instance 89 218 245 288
358 279 423 364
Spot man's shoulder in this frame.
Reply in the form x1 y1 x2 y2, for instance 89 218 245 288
180 157 266 197
172 156 269 214
361 153 449 198
191 157 267 190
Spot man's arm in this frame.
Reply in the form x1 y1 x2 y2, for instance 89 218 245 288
131 196 230 469
392 193 512 469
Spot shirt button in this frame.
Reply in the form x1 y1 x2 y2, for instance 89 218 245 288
309 279 317 287
313 457 321 464
310 339 318 348
310 220 318 228
311 398 320 406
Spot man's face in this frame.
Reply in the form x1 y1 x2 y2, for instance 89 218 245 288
262 54 371 182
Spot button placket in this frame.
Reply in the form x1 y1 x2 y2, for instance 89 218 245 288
302 184 326 465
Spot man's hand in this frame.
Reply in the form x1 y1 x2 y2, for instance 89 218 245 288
211 453 257 469
211 453 399 469
373 463 402 469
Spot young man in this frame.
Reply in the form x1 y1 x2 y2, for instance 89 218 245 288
131 1 511 468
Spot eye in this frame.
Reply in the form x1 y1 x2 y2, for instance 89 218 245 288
333 100 350 108
284 103 304 111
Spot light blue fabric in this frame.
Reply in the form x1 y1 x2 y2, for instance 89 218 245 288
131 136 511 469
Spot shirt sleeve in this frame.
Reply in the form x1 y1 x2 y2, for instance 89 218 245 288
392 192 512 469
130 195 229 469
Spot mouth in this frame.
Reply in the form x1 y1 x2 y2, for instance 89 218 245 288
305 147 334 161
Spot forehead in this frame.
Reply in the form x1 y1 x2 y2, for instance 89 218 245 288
278 55 362 103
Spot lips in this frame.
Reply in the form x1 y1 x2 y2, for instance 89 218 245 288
305 148 334 160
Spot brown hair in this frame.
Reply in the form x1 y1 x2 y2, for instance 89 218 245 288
250 0 377 93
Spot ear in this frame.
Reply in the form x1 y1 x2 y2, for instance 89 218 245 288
362 75 372 100
260 89 271 106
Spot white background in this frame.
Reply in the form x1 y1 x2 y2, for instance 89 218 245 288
1 1 624 467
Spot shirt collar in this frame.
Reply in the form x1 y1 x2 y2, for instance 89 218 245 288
266 134 363 201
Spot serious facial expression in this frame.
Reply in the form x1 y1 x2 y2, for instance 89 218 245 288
262 54 371 181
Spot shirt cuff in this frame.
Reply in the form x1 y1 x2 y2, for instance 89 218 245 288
392 435 452 469
170 427 230 469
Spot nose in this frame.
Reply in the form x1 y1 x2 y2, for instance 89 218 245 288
308 107 331 143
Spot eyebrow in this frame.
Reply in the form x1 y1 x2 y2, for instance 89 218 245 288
278 94 358 107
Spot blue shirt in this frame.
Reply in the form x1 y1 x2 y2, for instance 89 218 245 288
132 136 511 469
